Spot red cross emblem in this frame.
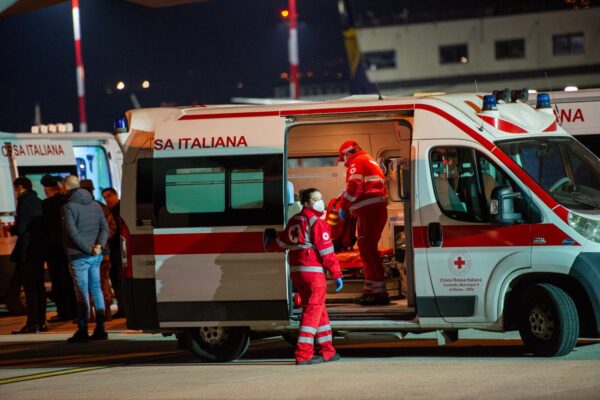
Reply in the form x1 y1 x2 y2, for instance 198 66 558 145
454 256 466 270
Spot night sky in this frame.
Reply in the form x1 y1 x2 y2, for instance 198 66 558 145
0 0 347 132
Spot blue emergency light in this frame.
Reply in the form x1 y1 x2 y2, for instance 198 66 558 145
114 116 128 133
536 93 551 109
482 95 497 111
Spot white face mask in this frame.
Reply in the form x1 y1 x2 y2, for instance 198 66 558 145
312 199 325 212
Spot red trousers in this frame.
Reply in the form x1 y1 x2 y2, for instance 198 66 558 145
355 203 388 295
291 273 336 363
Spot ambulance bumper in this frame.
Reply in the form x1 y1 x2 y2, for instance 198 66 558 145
569 252 600 336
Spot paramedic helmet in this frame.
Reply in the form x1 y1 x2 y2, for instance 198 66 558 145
337 140 361 162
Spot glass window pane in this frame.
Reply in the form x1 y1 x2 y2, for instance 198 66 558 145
231 169 264 209
73 146 112 201
363 50 397 70
439 44 468 64
166 167 225 213
553 32 584 55
495 39 525 60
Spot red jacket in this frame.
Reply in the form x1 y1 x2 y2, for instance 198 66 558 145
339 150 388 212
276 207 342 280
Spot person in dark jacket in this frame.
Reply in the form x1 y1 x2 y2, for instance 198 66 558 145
10 177 47 334
102 187 124 318
80 179 117 321
41 174 77 323
62 176 109 343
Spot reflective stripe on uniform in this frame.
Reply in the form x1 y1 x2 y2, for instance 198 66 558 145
299 325 317 335
319 246 335 256
348 174 363 181
371 287 387 294
316 335 332 344
364 175 384 183
344 192 357 202
278 238 314 250
349 196 387 211
297 336 315 344
317 324 331 333
290 265 325 274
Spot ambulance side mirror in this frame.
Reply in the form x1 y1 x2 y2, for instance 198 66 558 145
490 186 523 226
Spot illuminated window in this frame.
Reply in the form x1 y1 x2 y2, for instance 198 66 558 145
439 44 468 64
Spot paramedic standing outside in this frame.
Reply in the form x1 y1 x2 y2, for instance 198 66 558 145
274 188 343 365
337 141 389 306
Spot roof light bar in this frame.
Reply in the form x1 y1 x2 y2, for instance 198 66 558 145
482 95 497 111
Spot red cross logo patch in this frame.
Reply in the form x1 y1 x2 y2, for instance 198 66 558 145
448 251 471 276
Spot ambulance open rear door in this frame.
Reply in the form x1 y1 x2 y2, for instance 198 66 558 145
150 115 290 329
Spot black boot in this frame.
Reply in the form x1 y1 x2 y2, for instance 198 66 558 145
67 328 89 343
90 313 108 341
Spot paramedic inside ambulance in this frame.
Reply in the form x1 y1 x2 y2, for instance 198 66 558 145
273 188 344 365
337 140 389 306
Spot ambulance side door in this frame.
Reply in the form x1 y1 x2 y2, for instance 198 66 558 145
418 140 533 323
151 116 290 327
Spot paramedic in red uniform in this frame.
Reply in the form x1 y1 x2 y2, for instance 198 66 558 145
337 140 389 306
275 188 344 365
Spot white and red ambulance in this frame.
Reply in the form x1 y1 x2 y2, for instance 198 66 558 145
117 91 600 361
0 128 122 313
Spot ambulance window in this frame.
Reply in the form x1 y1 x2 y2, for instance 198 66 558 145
17 167 76 200
165 167 225 213
73 146 112 201
231 169 264 209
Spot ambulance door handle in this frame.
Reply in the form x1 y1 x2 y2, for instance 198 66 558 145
428 222 443 247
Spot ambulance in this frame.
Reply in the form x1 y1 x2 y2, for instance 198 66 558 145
528 89 600 156
117 91 600 361
0 127 123 313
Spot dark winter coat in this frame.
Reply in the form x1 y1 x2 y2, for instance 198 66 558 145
10 190 44 263
42 193 67 250
61 188 109 260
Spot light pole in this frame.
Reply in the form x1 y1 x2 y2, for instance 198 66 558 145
71 0 87 132
288 0 300 99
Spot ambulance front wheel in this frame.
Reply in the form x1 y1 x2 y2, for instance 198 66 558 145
185 327 250 362
517 283 579 357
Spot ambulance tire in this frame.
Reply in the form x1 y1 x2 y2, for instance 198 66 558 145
518 283 579 357
186 327 250 362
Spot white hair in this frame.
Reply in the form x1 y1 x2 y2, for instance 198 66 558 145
64 175 80 190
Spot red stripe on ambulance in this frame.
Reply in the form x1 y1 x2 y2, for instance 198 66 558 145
130 231 265 255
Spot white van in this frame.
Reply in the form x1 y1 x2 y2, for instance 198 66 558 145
117 92 600 361
0 130 123 312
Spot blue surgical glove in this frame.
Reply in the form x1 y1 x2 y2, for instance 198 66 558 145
338 209 346 221
335 278 344 292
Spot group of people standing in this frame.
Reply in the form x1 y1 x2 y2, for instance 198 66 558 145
10 174 122 343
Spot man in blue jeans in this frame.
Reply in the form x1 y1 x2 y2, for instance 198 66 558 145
61 176 109 343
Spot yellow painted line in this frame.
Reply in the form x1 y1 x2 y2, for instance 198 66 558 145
0 365 109 385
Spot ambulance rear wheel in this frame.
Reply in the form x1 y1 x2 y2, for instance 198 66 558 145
517 283 579 357
186 327 250 362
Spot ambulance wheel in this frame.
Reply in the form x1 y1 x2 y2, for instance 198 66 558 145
517 283 579 357
186 327 250 362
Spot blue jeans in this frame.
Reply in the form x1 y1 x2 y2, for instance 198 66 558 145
69 255 104 330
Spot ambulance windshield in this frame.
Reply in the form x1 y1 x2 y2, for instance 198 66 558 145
497 137 600 210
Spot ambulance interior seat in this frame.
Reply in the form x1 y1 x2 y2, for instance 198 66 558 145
432 161 465 212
